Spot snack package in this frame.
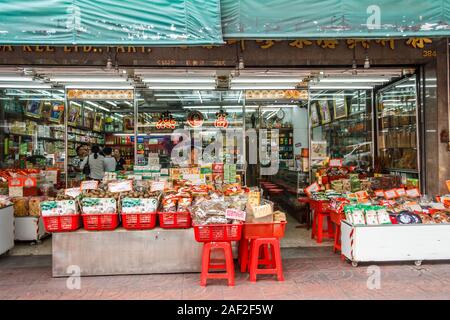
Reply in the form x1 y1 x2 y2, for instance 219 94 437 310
41 200 78 216
81 198 117 214
12 197 29 217
162 194 178 212
376 207 392 225
121 198 159 214
364 207 379 225
177 195 192 212
29 197 45 217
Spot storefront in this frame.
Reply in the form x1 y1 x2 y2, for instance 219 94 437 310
0 1 449 277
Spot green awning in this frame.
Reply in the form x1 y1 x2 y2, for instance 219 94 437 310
0 0 224 45
221 0 450 39
0 0 450 45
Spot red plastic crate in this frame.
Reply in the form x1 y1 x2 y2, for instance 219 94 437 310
82 213 119 231
42 215 81 232
243 221 287 239
121 212 157 230
158 211 191 229
193 223 243 242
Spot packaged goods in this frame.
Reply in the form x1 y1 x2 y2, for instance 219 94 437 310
81 198 117 214
376 207 392 225
12 197 29 216
40 200 78 216
29 197 46 217
121 198 158 214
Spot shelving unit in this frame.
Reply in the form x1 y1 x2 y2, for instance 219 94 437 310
376 77 419 183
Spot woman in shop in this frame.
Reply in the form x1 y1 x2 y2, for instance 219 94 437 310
80 145 105 181
113 149 126 171
102 147 116 172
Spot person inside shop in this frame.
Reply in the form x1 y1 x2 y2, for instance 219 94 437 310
102 147 117 172
71 145 88 172
80 145 105 181
113 149 126 171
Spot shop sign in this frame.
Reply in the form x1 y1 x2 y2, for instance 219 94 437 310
67 89 134 100
245 89 306 101
225 208 246 221
156 111 177 130
187 111 204 128
214 110 228 128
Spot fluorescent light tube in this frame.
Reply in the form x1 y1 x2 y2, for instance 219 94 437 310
319 78 389 83
142 77 215 83
310 85 373 90
0 83 52 89
147 85 215 90
0 76 34 82
231 77 301 83
50 77 128 83
230 85 296 90
66 85 133 89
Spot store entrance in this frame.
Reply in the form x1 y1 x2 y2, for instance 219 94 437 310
0 66 425 252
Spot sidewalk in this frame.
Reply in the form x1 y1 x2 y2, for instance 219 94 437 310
1 247 449 300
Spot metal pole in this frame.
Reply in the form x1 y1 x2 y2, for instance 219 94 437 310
447 37 450 146
242 91 246 186
133 89 138 166
307 87 312 186
64 89 69 188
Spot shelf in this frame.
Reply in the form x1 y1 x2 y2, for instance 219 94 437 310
384 168 418 174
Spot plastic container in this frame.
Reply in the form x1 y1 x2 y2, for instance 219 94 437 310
121 212 157 230
243 221 287 239
82 213 119 231
193 223 243 242
158 211 191 229
42 215 81 232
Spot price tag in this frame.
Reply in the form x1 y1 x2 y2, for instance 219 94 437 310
395 188 406 197
384 189 398 199
375 190 385 197
65 187 81 198
431 202 446 210
329 158 343 167
108 180 133 193
406 188 420 198
407 204 423 212
81 180 99 190
305 182 320 194
150 181 166 192
225 209 246 221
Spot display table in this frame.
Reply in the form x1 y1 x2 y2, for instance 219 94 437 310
14 216 48 242
341 220 450 266
52 227 237 277
0 205 14 255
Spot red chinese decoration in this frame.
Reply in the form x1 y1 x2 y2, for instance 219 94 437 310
187 110 204 128
156 111 176 130
214 110 229 128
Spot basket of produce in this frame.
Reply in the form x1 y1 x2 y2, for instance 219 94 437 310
40 199 81 232
42 215 81 232
158 190 192 228
81 196 119 231
193 223 243 242
120 196 159 230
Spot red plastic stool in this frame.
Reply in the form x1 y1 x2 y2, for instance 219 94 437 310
239 239 274 272
311 212 333 243
200 242 235 287
249 238 284 282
